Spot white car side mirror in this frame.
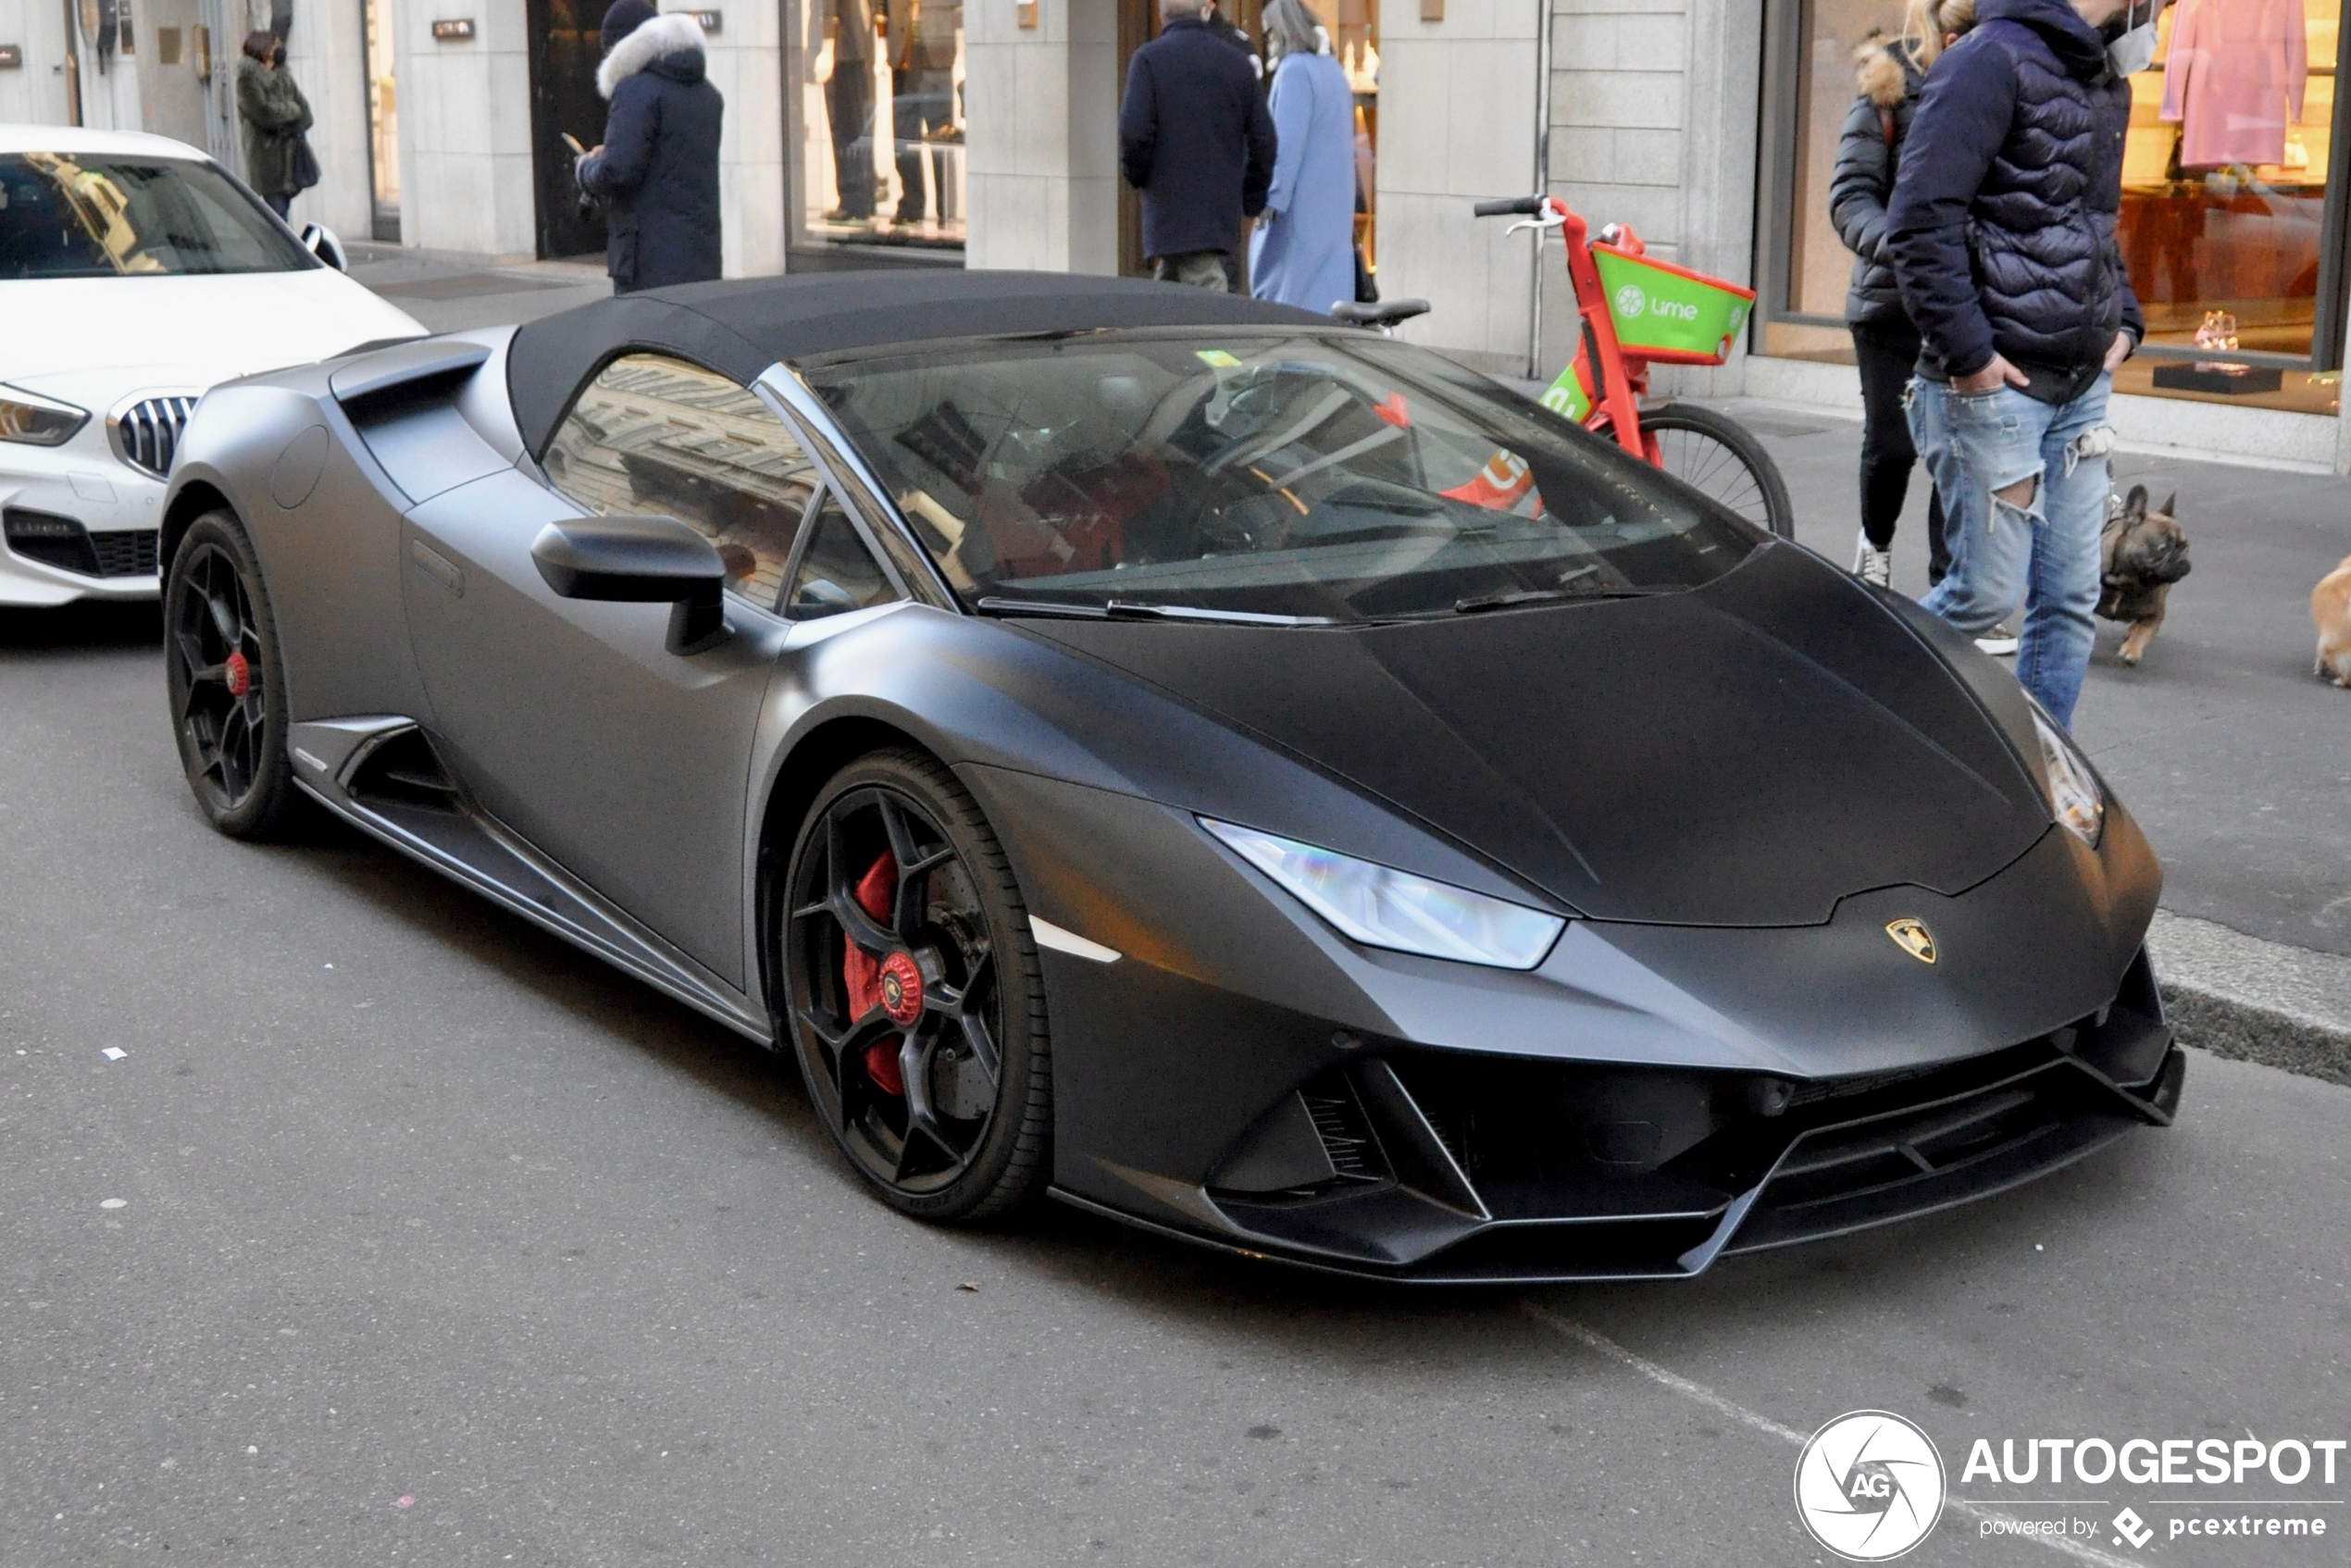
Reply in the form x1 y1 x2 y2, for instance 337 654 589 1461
299 222 348 272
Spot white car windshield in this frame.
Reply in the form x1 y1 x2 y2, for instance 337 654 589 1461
803 331 1761 622
0 152 317 279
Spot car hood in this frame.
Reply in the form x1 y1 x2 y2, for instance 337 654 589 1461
1 269 423 397
1020 543 2055 927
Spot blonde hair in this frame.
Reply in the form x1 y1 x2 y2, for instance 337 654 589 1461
1901 0 1977 68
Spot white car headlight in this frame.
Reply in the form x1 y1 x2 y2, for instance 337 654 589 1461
2030 708 2105 848
1200 818 1565 969
0 385 90 447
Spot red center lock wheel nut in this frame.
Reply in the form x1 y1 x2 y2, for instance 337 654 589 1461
877 952 924 1027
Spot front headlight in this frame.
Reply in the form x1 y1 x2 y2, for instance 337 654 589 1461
2030 707 2105 848
0 385 90 447
1200 818 1565 969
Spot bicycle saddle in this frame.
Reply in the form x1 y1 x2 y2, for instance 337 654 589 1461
1331 299 1431 329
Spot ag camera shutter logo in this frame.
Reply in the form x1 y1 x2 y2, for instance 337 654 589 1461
1795 1411 1947 1561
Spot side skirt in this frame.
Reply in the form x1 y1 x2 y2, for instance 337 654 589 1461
290 719 773 1046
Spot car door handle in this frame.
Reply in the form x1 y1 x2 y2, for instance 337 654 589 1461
410 538 464 597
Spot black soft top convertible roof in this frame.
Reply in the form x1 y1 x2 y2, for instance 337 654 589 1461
505 270 1332 458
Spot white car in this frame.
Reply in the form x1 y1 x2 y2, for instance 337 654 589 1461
1 126 423 606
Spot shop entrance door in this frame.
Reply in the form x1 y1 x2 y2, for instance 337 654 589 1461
525 0 606 259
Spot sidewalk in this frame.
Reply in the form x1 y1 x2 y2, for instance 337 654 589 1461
346 242 609 334
1734 398 2351 1079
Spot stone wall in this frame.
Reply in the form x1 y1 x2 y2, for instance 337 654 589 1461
388 0 535 255
1375 0 1542 374
1541 0 1762 395
964 0 1119 276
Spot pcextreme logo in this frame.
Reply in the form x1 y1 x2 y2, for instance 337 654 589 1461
1795 1411 1947 1561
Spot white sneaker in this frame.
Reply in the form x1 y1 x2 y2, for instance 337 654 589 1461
1976 624 2020 656
1851 531 1892 589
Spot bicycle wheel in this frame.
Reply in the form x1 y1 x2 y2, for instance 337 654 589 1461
1637 402 1797 540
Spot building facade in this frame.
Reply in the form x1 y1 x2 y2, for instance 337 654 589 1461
4 0 2345 467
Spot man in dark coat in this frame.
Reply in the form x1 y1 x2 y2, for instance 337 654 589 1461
578 0 724 293
1885 0 2156 727
1118 0 1276 290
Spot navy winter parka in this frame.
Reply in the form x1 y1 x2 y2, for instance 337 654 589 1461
1884 0 2144 383
578 13 724 293
1118 15 1277 260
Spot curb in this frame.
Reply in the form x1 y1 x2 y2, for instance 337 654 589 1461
2146 911 2351 1089
2159 982 2351 1089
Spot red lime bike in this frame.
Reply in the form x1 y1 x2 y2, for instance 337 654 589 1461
1341 195 1794 538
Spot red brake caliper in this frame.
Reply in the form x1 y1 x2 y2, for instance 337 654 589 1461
842 852 905 1094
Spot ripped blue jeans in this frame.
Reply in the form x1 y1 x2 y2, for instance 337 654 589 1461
1908 375 2111 728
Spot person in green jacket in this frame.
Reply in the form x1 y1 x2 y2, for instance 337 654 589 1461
236 32 312 219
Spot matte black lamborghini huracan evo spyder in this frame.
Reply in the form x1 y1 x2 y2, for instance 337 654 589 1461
156 271 2182 1282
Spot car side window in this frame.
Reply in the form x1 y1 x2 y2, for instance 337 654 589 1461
542 353 819 610
786 491 901 621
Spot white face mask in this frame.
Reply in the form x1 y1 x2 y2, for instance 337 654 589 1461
2106 0 2159 77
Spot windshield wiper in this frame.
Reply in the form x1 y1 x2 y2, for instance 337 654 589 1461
975 596 1335 627
1451 583 1663 614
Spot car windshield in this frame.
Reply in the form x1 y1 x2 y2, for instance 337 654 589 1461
0 152 316 279
801 330 1760 621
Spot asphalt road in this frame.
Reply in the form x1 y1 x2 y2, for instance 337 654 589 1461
4 605 2348 1567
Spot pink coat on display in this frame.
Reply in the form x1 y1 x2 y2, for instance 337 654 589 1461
2159 0 2307 169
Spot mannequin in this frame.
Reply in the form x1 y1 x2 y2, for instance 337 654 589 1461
2160 0 2307 169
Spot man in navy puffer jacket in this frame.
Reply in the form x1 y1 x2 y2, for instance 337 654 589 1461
1885 0 2158 727
578 0 723 293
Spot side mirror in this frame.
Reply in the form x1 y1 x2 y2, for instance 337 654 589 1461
298 221 347 271
530 515 730 655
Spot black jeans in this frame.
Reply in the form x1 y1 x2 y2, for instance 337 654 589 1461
1852 321 1949 584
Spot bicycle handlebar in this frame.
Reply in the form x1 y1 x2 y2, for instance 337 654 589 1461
1472 196 1547 218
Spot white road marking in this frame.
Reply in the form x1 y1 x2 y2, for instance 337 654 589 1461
1521 1302 2141 1568
1029 916 1121 964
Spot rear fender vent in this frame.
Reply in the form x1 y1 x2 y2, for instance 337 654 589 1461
344 727 462 811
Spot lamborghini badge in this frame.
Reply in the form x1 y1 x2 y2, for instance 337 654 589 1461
1885 918 1936 964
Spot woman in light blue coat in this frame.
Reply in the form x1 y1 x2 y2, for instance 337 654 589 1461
1248 0 1357 315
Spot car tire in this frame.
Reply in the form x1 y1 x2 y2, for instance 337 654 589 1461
780 747 1051 1223
163 510 304 840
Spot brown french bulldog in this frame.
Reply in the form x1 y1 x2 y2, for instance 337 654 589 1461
2098 486 2191 666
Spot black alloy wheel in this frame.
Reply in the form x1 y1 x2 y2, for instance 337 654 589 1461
781 749 1050 1221
164 512 302 838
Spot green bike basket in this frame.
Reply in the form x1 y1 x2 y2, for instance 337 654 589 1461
1592 244 1756 365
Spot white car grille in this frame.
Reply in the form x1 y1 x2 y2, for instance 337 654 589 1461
109 394 199 480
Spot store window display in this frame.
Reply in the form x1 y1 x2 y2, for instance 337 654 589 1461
1764 0 2346 415
2115 0 2336 404
790 0 965 253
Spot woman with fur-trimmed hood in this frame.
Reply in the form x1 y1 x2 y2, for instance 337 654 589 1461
577 0 724 292
1828 0 1973 592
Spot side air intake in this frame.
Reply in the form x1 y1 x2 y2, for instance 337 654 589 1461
344 728 461 810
